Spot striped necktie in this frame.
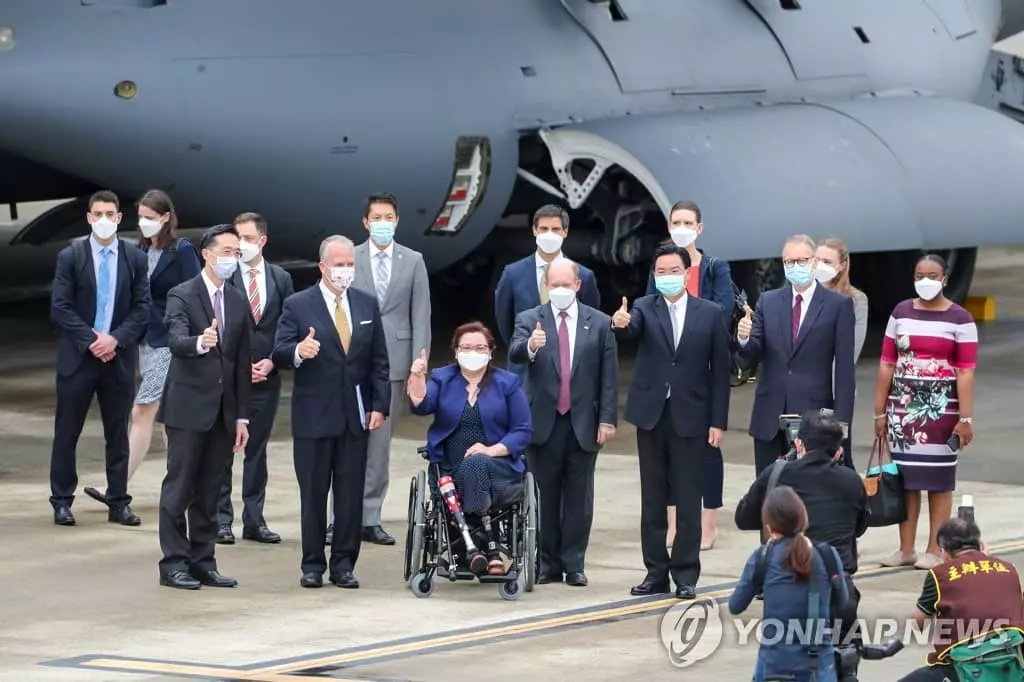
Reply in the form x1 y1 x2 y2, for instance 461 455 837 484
248 268 261 324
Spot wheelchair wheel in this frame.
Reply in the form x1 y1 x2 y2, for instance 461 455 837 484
499 576 523 601
404 471 426 582
410 572 434 598
523 473 538 593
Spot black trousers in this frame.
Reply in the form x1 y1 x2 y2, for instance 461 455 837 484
158 414 233 575
898 665 958 681
753 429 790 477
50 357 134 509
294 433 368 575
637 405 704 586
527 412 597 575
837 573 861 643
217 386 280 529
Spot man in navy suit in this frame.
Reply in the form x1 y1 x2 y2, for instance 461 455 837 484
737 234 856 475
273 235 390 589
49 190 151 527
612 243 731 600
494 204 600 376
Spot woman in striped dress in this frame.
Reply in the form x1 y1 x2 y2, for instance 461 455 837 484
873 254 977 570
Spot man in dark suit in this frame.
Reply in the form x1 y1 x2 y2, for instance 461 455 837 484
736 234 856 474
494 204 600 377
508 258 618 588
216 212 294 545
272 235 390 589
49 190 150 527
612 243 730 600
157 224 251 590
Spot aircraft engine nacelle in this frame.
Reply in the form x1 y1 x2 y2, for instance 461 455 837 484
536 96 1024 262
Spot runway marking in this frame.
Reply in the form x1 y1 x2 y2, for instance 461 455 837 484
46 537 1024 681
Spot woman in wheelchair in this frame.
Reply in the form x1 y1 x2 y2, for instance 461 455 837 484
899 517 1024 682
407 321 532 576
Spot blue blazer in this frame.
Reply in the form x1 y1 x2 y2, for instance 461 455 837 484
410 364 532 473
646 249 734 322
143 239 202 348
738 284 856 441
494 254 601 350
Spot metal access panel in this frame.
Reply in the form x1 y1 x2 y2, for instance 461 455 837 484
742 0 867 80
923 0 977 40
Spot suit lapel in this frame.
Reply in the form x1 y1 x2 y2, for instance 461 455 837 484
570 306 591 377
675 298 693 358
777 288 794 357
652 296 676 353
150 246 173 283
538 304 561 377
313 288 344 353
111 242 129 315
792 285 825 356
348 291 371 357
382 245 408 310
522 257 541 308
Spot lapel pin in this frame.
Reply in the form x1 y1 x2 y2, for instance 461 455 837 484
583 325 590 330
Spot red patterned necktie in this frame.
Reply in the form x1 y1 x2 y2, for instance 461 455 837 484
248 268 261 324
557 311 571 414
792 293 803 342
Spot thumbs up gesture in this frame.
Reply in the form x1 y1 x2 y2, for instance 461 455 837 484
201 318 219 349
410 348 428 377
737 305 753 341
297 326 320 360
612 296 631 329
528 321 547 352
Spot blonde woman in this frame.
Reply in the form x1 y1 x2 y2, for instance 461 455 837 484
815 237 868 363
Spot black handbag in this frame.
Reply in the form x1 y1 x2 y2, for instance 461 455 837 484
863 438 907 527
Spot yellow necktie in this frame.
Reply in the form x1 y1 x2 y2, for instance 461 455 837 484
335 296 351 353
539 265 549 304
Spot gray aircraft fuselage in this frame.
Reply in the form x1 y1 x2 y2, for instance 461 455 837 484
1 0 1023 275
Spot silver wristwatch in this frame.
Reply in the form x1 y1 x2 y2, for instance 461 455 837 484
959 417 972 424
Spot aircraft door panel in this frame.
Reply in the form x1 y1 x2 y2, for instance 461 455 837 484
923 0 977 40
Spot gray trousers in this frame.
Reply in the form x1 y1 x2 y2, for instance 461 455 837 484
329 379 405 528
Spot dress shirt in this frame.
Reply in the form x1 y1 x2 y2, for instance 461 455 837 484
195 270 247 425
527 299 578 364
665 293 687 398
90 235 119 334
293 280 352 367
534 251 564 289
242 257 267 318
370 241 395 288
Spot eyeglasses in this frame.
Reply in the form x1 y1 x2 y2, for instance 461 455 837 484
457 345 489 353
783 258 813 267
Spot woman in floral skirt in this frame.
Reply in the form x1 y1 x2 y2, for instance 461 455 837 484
873 254 977 570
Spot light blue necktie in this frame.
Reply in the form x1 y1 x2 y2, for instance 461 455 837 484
94 247 111 332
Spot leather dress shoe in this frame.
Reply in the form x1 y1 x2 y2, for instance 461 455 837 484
109 504 141 526
329 570 359 589
53 506 75 526
191 570 237 588
300 572 323 588
537 572 562 585
362 525 395 545
675 584 697 600
216 525 235 545
630 578 671 596
566 572 588 587
325 523 333 545
160 570 200 590
243 526 281 544
84 486 108 506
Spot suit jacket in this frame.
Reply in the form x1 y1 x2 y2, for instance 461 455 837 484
409 365 532 473
507 303 618 452
352 240 431 380
158 274 252 434
494 254 601 351
272 285 390 440
143 238 202 348
50 238 150 378
615 294 731 437
228 259 294 390
738 283 856 441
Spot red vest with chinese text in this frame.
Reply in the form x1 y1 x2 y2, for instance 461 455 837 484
928 549 1024 665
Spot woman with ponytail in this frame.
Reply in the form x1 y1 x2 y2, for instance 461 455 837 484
729 486 847 681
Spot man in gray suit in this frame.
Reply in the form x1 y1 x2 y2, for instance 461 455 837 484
337 192 431 546
508 258 618 588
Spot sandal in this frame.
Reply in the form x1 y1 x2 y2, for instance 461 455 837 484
880 550 917 567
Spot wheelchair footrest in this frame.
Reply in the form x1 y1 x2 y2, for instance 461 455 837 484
476 573 513 584
437 565 477 581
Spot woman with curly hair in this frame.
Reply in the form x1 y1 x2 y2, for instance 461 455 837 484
873 254 977 571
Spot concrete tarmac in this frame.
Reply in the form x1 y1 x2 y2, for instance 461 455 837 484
1 248 1022 681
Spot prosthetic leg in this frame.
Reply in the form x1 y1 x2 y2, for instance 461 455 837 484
438 476 488 574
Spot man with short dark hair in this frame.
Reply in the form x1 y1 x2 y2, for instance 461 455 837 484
612 242 730 600
49 190 151 527
216 212 294 545
157 224 251 590
495 204 600 378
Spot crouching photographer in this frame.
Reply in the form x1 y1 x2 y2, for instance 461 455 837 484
735 410 868 668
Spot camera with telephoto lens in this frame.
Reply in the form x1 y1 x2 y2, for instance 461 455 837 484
835 637 904 681
778 409 849 462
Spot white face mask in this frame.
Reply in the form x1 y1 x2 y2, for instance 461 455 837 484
457 351 490 372
535 231 563 255
239 240 261 264
814 263 838 284
548 286 576 310
329 266 355 290
92 217 118 240
138 217 163 239
669 227 697 248
915 277 943 301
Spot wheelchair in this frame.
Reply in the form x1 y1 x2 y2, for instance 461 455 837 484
404 446 539 601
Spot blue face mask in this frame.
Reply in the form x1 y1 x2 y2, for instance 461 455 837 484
785 263 814 288
654 274 686 297
369 221 395 246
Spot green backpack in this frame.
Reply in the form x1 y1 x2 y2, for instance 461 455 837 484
949 629 1024 681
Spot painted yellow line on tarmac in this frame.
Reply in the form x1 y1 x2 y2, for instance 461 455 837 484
80 658 358 682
